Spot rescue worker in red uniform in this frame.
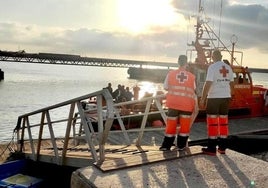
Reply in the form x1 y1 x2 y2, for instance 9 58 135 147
159 55 197 151
200 50 234 155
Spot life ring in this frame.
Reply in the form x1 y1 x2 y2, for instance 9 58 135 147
152 120 164 127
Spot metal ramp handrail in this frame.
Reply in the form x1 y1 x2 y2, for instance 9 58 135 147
14 89 167 166
70 93 167 163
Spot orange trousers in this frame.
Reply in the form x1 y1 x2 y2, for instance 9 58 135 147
165 115 191 136
207 115 229 138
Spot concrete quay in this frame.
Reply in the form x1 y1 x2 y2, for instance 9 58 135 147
71 148 268 188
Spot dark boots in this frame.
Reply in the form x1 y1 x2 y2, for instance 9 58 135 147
177 135 189 150
159 136 175 151
218 138 228 154
202 139 217 156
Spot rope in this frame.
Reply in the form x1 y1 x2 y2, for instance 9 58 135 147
0 132 16 159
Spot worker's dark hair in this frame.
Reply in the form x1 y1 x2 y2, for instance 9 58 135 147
178 55 187 66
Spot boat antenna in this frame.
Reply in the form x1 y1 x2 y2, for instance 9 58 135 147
230 34 238 65
218 0 223 47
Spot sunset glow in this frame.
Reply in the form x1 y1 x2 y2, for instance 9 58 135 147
117 0 179 33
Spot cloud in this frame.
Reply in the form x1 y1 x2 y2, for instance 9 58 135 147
0 0 268 63
0 21 187 61
171 0 268 53
222 4 268 52
60 27 187 60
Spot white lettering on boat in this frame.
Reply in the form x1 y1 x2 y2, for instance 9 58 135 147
234 85 251 89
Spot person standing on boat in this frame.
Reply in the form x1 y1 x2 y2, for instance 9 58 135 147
133 84 140 100
104 82 113 95
125 86 134 101
112 84 121 102
159 55 197 151
200 50 234 156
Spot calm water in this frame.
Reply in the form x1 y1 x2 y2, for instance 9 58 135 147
0 61 164 142
0 61 268 143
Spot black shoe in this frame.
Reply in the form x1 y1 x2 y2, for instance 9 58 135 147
217 148 226 154
202 147 216 156
159 145 171 151
159 136 175 151
177 135 188 151
177 146 187 151
218 138 228 153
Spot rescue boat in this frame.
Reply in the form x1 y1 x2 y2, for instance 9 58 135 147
128 0 268 119
187 1 268 118
82 0 268 131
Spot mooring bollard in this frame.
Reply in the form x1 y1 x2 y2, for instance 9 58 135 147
0 69 4 81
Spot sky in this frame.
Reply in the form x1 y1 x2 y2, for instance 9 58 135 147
0 0 268 68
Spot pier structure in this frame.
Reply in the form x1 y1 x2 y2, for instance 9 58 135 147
11 88 268 167
7 88 268 187
13 89 169 168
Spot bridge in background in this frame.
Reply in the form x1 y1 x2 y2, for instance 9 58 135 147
0 50 176 69
0 50 267 73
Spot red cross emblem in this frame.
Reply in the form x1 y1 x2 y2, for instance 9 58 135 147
219 66 229 77
176 71 188 83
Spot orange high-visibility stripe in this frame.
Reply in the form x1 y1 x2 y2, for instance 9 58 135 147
207 115 218 137
165 117 177 135
178 115 191 135
219 115 228 137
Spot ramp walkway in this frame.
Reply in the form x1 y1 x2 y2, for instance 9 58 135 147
13 89 169 167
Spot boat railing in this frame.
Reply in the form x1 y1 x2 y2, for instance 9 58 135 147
13 89 167 165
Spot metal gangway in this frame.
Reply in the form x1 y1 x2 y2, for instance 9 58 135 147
13 89 168 168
